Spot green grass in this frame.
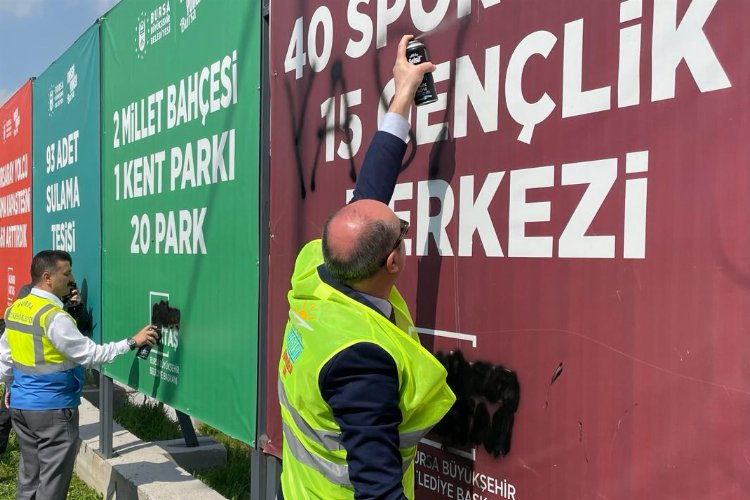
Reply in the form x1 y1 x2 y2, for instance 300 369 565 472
113 397 182 441
0 431 102 499
193 424 251 500
0 397 251 499
113 397 251 499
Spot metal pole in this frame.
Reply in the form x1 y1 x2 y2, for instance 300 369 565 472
96 15 114 462
251 1 280 499
265 455 281 500
250 445 267 500
99 372 114 458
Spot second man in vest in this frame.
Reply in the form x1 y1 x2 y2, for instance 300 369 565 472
0 249 159 500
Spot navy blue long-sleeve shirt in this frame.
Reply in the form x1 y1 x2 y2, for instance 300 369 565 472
280 125 409 500
350 128 408 206
279 119 408 500
324 127 408 499
317 265 405 499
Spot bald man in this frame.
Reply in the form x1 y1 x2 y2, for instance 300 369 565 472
278 36 455 499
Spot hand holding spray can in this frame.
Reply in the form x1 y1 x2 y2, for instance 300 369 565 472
136 325 162 359
406 40 438 106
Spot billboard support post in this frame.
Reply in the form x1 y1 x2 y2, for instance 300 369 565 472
176 410 199 447
98 373 113 458
251 1 280 499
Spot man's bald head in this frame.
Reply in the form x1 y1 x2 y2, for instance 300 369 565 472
322 200 401 284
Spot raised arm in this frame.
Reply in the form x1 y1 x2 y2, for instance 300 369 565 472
351 35 436 204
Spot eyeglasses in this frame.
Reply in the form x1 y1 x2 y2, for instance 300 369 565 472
383 218 409 265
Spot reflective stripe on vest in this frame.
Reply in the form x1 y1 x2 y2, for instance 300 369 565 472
282 422 351 487
278 378 342 452
282 421 413 488
279 376 432 457
280 240 456 497
12 358 79 374
5 303 76 374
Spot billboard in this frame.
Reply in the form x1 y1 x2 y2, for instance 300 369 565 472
0 82 33 308
267 1 749 498
101 0 261 444
33 24 102 341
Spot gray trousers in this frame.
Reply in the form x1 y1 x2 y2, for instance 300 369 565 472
0 387 11 456
10 407 79 500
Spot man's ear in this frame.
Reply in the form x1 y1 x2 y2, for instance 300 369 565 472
384 251 402 275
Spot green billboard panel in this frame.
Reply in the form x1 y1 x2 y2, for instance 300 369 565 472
33 24 102 342
101 0 260 444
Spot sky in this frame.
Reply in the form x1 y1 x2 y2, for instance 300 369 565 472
0 0 120 106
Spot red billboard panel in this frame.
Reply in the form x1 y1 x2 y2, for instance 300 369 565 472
268 1 749 498
0 82 32 307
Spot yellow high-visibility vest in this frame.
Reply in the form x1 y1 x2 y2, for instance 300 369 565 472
279 239 455 499
5 294 74 370
4 293 82 410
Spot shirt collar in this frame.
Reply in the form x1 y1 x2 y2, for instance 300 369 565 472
317 265 392 319
358 292 392 318
31 288 64 308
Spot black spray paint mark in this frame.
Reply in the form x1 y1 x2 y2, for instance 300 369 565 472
284 56 371 200
151 300 181 328
550 362 564 384
434 350 520 458
544 362 564 409
282 15 474 201
310 60 358 193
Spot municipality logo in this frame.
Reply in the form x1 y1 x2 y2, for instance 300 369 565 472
66 65 78 104
134 3 172 59
135 11 149 59
48 77 66 115
2 109 19 142
179 0 201 32
12 109 20 136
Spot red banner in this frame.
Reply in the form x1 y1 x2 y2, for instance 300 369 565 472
0 82 32 307
268 1 750 498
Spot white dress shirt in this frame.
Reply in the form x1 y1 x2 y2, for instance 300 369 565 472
380 112 410 142
0 288 130 383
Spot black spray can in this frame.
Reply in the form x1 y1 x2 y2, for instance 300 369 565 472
406 40 438 106
136 326 161 360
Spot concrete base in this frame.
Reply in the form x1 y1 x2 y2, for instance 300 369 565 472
156 437 227 472
75 398 227 499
